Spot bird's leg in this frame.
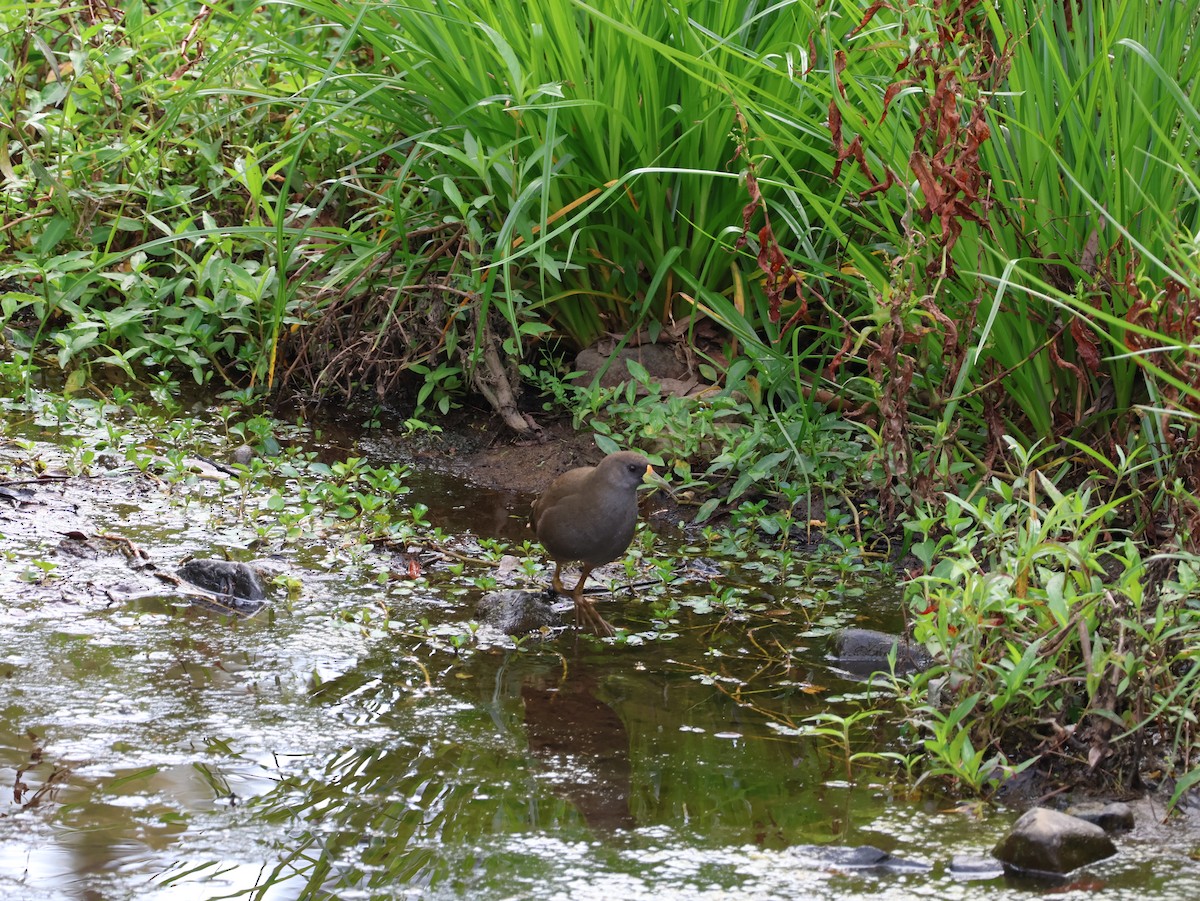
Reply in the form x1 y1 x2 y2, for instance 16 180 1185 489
549 562 566 594
570 566 615 637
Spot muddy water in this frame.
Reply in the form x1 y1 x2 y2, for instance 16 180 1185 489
1 388 1199 900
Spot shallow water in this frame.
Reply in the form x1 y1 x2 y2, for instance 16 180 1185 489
2 387 1199 900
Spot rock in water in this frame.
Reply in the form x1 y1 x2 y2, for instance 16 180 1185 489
993 807 1117 874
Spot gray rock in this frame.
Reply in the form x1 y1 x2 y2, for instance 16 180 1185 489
476 590 559 635
575 342 690 390
177 559 268 601
1065 801 1135 833
993 807 1117 874
831 628 934 678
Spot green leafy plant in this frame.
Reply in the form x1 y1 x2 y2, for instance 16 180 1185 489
899 438 1200 801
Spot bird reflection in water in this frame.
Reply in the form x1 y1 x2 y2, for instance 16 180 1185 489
521 671 635 832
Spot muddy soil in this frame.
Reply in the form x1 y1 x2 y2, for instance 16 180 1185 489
408 414 603 494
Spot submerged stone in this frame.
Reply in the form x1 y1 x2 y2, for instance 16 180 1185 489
831 627 934 678
993 807 1117 874
476 590 559 635
177 559 268 601
787 844 931 874
948 854 1005 880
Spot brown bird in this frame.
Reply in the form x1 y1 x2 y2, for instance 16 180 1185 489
531 451 653 636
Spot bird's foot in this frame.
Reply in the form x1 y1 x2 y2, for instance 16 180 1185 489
574 597 615 638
